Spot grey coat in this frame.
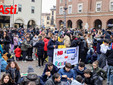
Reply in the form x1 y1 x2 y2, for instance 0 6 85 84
21 40 29 51
45 78 61 85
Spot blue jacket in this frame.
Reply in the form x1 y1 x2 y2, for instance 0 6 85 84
0 45 3 54
47 39 58 57
58 68 75 81
41 64 58 82
73 65 87 78
0 55 7 72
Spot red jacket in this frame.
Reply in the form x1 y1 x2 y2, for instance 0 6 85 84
14 48 22 58
44 38 49 51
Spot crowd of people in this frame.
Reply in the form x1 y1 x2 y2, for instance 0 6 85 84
0 27 113 85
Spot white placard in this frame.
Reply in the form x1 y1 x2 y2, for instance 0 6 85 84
53 47 79 68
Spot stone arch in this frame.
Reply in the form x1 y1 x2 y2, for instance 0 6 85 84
94 19 102 29
14 18 24 28
27 20 36 28
77 19 83 29
107 19 113 28
67 20 72 28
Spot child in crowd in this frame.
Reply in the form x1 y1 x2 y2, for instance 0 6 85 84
71 75 83 85
0 74 15 85
74 62 87 78
14 46 22 61
83 69 94 85
92 61 106 84
6 61 21 85
58 63 75 82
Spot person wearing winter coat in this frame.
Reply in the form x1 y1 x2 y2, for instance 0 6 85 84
73 62 87 78
34 36 44 67
43 37 50 61
58 63 75 82
32 34 38 60
98 40 110 68
57 35 66 49
0 51 7 72
2 31 11 53
14 46 22 61
20 37 29 61
64 33 71 48
6 61 21 85
83 69 94 85
92 61 106 85
71 75 83 85
41 62 58 83
0 73 15 85
45 73 61 85
106 49 113 85
14 35 19 49
47 35 58 62
26 37 33 59
96 36 104 60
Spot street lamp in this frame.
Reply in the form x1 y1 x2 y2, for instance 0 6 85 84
63 0 68 30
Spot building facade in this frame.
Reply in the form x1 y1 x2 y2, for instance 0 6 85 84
41 13 50 28
0 0 42 28
56 0 113 29
50 6 56 28
41 6 56 29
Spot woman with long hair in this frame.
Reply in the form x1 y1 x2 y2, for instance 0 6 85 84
2 31 11 53
6 61 21 85
0 73 15 85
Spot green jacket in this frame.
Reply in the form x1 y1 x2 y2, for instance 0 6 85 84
92 67 106 79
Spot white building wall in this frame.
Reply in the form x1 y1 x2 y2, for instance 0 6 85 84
4 0 42 28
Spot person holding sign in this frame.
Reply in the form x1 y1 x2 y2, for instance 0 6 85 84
58 63 75 82
47 35 58 62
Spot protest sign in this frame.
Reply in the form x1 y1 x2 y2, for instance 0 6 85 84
53 47 79 68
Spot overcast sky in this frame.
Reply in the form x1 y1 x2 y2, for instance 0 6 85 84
42 0 56 13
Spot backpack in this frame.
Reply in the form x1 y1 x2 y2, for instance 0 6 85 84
23 74 40 85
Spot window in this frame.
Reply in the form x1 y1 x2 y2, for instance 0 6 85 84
68 0 72 2
110 1 113 11
59 6 63 14
60 0 63 3
96 2 102 12
78 4 83 13
47 16 50 20
18 4 22 12
31 6 35 13
68 5 72 14
47 22 49 24
31 0 35 2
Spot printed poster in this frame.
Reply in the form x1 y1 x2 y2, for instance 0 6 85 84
53 47 79 68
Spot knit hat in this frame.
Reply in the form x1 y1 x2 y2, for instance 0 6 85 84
28 66 34 73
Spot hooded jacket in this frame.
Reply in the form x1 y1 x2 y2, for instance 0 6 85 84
73 65 87 78
58 68 75 81
44 38 49 51
41 64 58 82
47 39 58 57
14 47 22 58
45 77 61 85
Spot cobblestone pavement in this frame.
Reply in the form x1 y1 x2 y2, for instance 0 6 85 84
1 61 106 85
